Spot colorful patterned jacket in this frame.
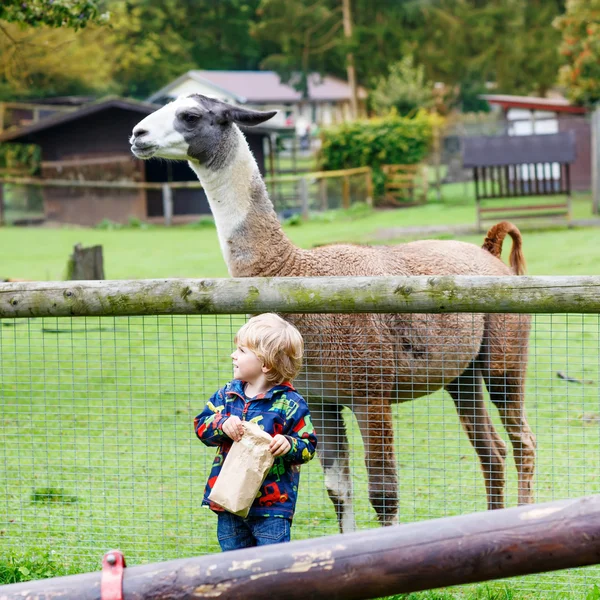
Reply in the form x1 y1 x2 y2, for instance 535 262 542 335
194 379 317 520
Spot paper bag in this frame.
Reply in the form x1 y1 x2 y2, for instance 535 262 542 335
208 421 275 517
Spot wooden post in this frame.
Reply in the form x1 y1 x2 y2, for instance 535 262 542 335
365 169 373 206
66 244 105 280
342 0 358 119
592 106 600 216
162 183 173 226
3 495 600 600
0 181 4 226
433 125 441 201
342 175 350 209
298 177 309 220
319 177 328 211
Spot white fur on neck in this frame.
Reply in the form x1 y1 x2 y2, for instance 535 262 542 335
187 127 257 274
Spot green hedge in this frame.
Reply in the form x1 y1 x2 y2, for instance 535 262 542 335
318 112 434 200
0 143 41 175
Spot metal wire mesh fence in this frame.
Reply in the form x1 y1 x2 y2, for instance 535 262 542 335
1 277 600 596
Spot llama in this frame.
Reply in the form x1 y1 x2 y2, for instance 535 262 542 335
130 95 535 532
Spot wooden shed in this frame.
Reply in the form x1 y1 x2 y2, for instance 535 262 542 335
0 97 278 226
482 94 591 191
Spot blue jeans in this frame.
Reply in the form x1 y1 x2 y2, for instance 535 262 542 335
217 511 291 552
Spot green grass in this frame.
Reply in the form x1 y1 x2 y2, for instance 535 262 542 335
1 190 600 598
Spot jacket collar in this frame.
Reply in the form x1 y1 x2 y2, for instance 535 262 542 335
226 379 295 400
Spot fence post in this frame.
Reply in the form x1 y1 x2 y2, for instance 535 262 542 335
0 181 4 226
365 169 373 206
319 177 328 211
592 106 600 216
299 177 309 220
342 175 350 209
162 183 173 226
66 243 105 280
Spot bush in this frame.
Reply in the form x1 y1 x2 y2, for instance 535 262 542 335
318 112 434 200
0 549 68 584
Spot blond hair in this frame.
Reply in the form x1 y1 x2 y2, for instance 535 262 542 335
234 313 304 385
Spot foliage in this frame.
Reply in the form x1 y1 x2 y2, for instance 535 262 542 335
0 549 68 584
554 0 600 106
0 143 40 175
318 112 433 198
370 55 435 117
0 21 117 98
0 0 574 105
252 0 344 98
0 0 108 29
415 0 565 98
106 0 264 98
94 217 152 230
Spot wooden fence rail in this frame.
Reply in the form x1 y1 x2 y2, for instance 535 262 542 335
2 495 600 600
1 276 600 318
0 166 373 225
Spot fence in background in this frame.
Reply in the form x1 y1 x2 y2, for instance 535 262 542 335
0 167 372 226
1 276 600 596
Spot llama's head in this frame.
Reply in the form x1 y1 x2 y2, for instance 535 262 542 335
130 95 276 168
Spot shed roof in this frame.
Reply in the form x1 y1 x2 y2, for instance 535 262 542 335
0 95 289 144
463 132 577 168
147 70 367 104
0 96 158 143
481 94 588 114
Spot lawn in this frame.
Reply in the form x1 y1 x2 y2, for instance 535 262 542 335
1 194 600 598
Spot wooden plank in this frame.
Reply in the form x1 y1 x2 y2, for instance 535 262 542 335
386 182 417 190
41 155 134 168
480 211 569 220
2 275 600 317
479 203 569 213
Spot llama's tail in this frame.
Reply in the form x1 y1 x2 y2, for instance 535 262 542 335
481 221 527 275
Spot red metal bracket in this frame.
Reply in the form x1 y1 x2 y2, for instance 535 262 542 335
101 550 126 600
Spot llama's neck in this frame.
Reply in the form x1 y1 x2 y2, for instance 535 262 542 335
187 127 299 277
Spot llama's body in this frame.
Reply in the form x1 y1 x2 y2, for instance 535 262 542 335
131 95 535 531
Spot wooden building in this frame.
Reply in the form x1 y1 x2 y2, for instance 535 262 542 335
482 94 591 191
0 96 281 226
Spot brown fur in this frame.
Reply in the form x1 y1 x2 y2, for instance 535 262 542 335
482 221 527 275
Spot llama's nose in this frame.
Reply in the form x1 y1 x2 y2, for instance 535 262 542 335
132 127 149 140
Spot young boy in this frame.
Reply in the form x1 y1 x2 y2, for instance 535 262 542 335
194 313 317 551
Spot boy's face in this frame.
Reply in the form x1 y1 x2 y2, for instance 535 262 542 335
230 344 268 383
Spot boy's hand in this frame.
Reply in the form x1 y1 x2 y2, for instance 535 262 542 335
269 434 291 457
223 416 244 442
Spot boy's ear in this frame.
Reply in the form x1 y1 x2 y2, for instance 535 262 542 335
261 364 271 374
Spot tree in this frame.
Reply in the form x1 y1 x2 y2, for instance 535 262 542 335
0 0 107 29
0 21 115 99
554 0 600 106
415 0 565 99
252 0 344 97
103 0 194 99
370 55 435 116
105 0 265 99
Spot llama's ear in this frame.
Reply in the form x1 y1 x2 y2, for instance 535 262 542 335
229 108 277 127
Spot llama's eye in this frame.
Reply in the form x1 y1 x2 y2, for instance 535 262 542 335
182 113 200 124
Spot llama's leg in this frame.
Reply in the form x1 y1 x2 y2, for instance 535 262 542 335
354 400 399 526
483 372 536 505
446 363 507 510
311 402 356 533
482 314 535 505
